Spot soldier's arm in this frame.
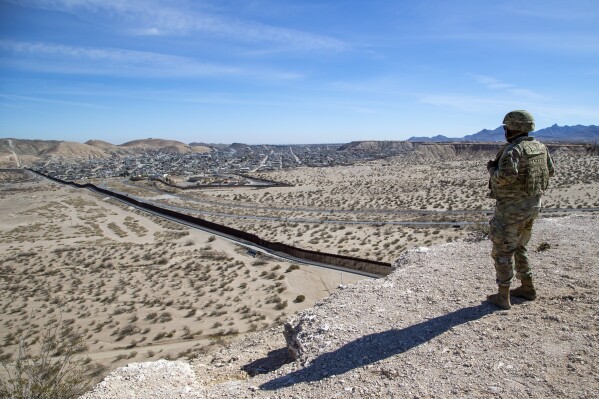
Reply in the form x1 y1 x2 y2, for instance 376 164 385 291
489 145 521 186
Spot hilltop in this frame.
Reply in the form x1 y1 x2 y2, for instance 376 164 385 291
117 139 211 154
82 215 599 398
0 138 212 166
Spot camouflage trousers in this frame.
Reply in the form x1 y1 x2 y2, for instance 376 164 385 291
489 197 541 287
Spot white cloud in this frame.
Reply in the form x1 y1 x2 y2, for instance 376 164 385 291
0 40 302 79
469 74 549 100
471 75 514 90
10 0 347 51
0 92 105 109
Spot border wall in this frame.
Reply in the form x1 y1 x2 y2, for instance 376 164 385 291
30 170 392 277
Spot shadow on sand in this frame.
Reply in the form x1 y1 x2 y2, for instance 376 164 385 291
259 303 495 390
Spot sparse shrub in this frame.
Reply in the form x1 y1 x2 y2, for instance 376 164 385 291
152 332 171 342
252 259 268 266
537 242 550 252
145 313 158 323
285 264 300 273
294 295 306 303
157 312 172 323
0 323 93 399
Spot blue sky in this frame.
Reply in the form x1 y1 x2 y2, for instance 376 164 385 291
1 0 598 144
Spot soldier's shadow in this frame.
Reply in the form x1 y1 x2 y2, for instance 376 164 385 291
259 303 495 390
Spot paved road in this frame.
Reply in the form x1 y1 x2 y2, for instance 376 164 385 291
119 179 493 216
114 179 597 226
251 150 273 172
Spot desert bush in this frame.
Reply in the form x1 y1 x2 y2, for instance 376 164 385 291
294 295 306 303
157 312 173 323
251 259 268 266
537 241 550 252
285 264 300 273
0 323 93 399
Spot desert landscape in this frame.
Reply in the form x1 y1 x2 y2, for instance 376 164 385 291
100 145 599 264
3 2 599 396
0 170 364 387
82 213 599 398
1 141 598 396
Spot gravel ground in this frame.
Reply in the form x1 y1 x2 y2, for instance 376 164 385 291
81 215 599 399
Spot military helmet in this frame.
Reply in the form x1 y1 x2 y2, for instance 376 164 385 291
502 110 535 133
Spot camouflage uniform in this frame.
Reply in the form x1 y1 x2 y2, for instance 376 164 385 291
488 136 555 287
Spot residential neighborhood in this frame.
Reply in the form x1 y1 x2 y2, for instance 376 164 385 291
31 143 409 181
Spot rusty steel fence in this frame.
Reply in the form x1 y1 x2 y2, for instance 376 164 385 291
30 170 392 277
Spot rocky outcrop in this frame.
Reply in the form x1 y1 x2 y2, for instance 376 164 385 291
81 360 204 398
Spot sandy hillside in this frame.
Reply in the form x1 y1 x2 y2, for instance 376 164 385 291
42 141 108 158
120 139 211 154
0 171 365 382
82 214 599 398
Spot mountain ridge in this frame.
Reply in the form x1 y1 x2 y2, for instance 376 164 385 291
408 124 599 142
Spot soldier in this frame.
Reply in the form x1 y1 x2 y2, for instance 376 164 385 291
486 110 555 310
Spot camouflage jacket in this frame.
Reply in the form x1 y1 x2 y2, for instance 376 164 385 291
488 136 555 201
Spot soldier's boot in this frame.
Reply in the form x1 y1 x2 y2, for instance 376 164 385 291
487 286 511 310
511 277 537 300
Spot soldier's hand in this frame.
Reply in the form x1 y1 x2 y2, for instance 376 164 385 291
487 159 498 171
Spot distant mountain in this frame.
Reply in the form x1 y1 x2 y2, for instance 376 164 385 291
536 124 599 142
407 135 458 142
463 126 504 142
408 124 599 143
